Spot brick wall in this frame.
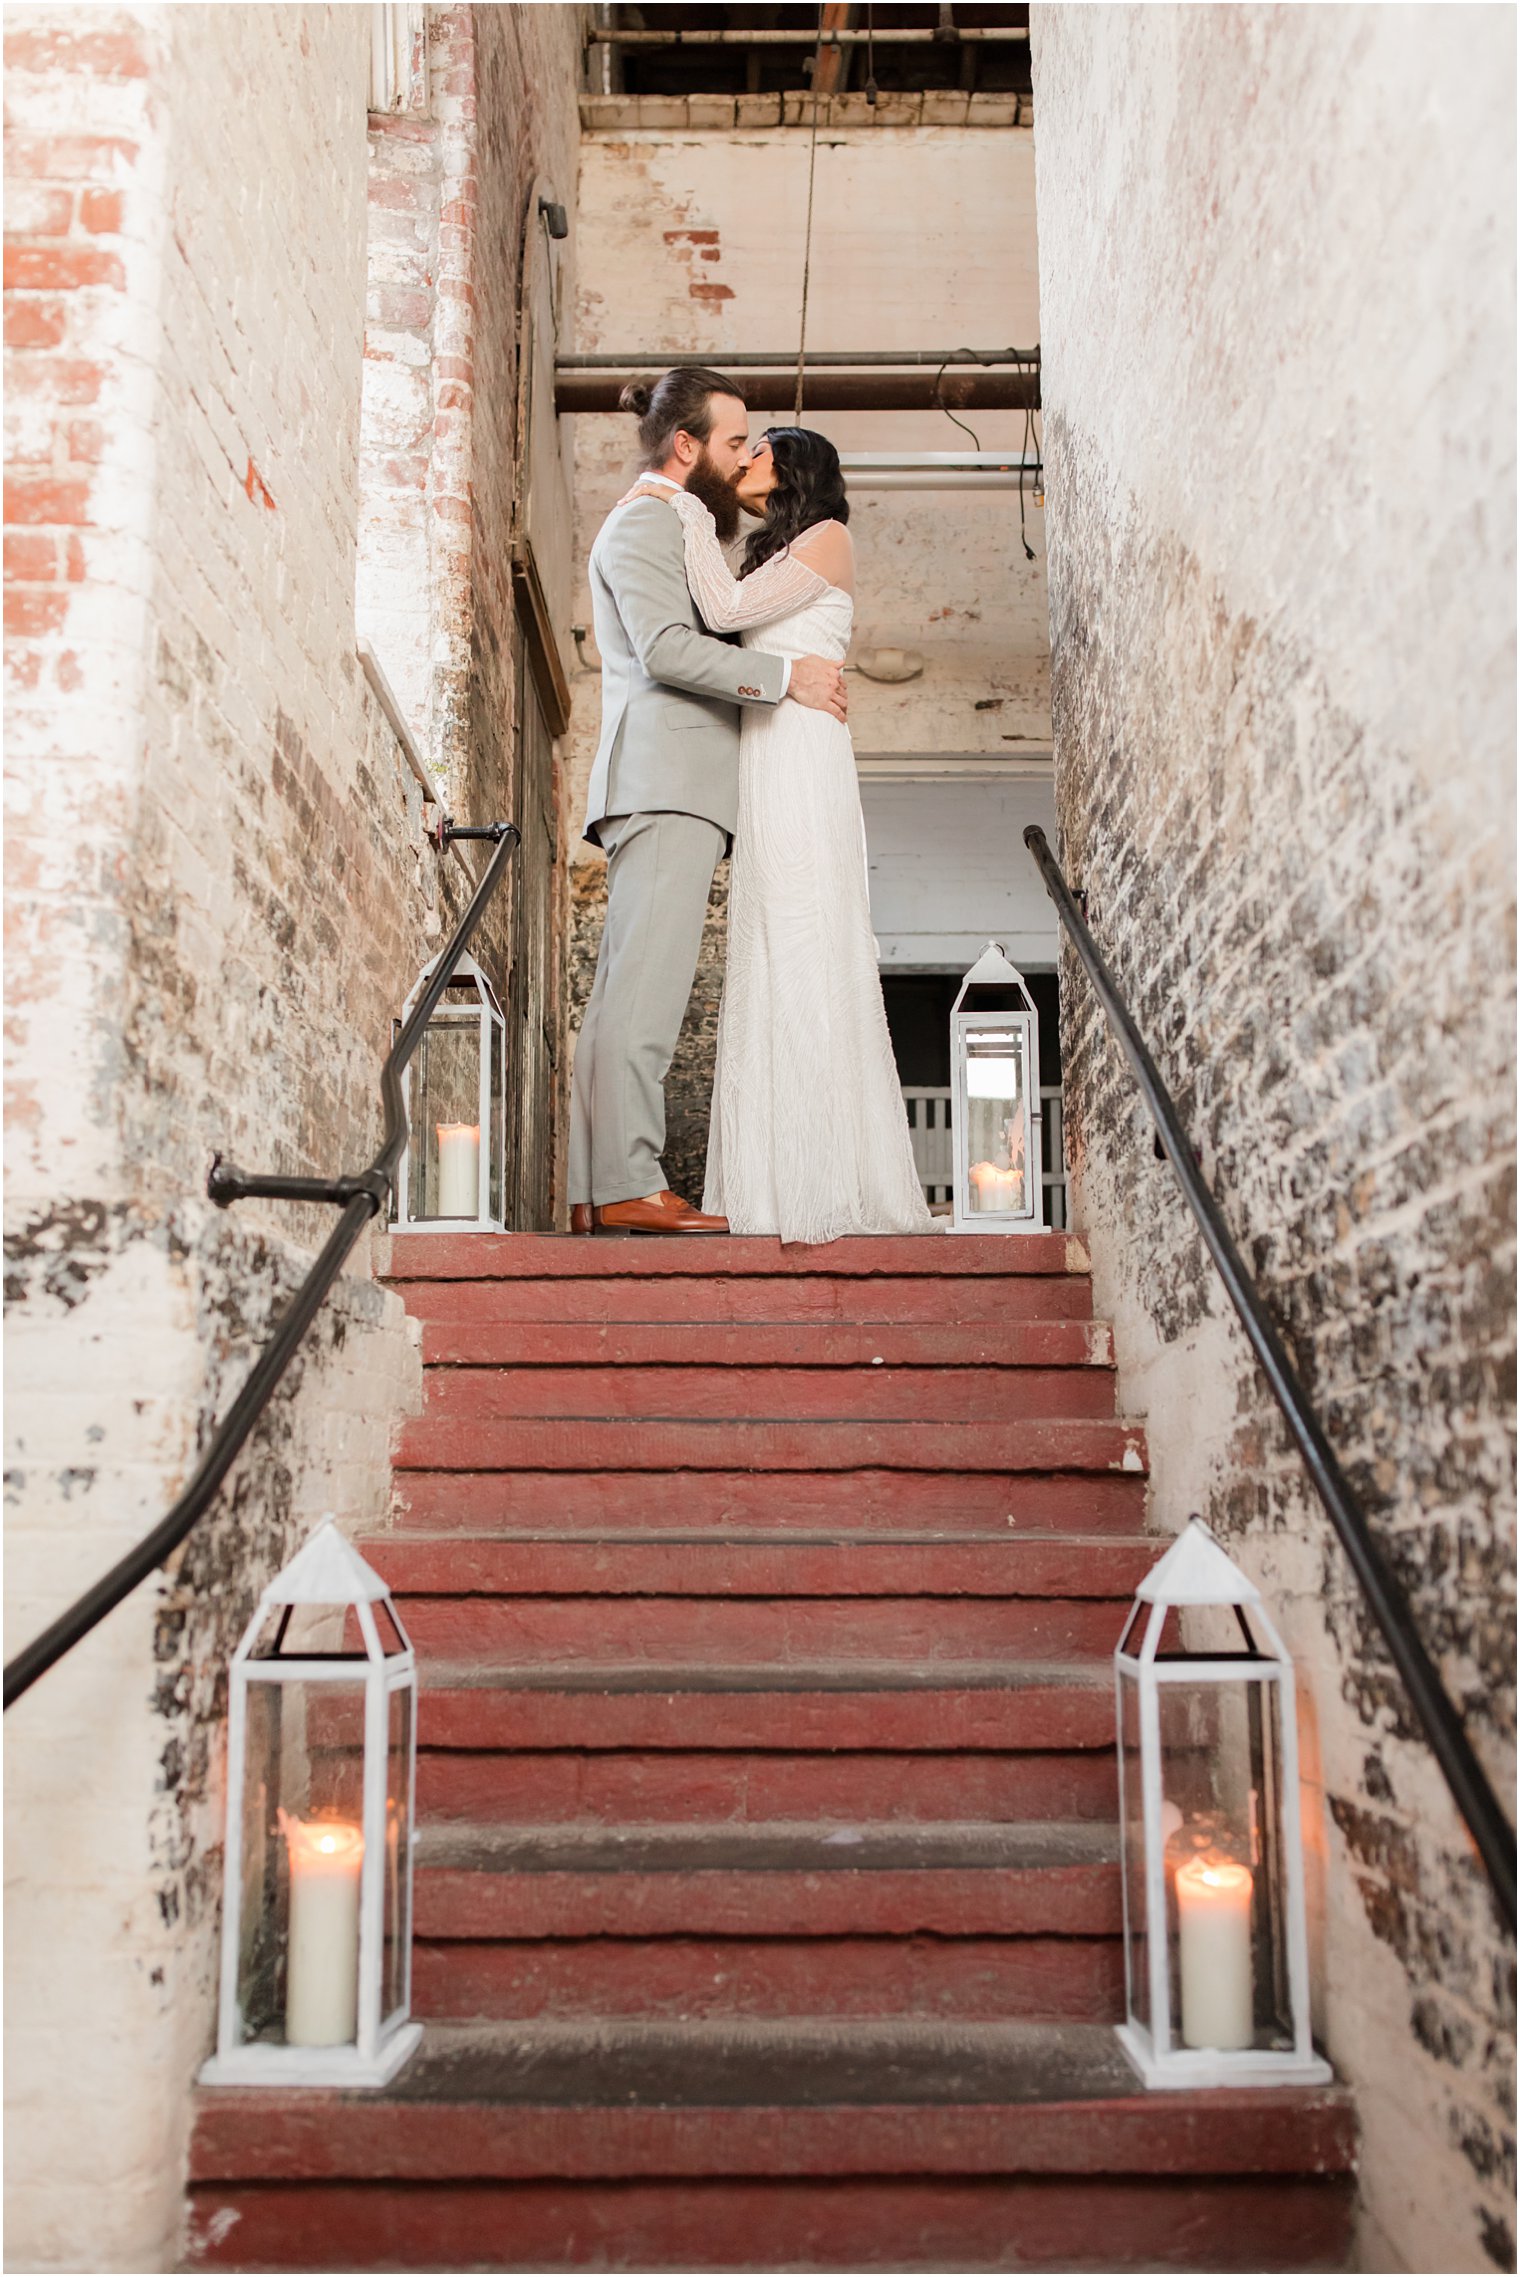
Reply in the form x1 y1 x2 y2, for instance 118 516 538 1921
1031 9 1515 2269
2 6 580 2264
357 6 480 785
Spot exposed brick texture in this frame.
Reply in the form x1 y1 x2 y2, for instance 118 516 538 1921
1031 10 1515 2272
357 8 480 786
3 7 579 2267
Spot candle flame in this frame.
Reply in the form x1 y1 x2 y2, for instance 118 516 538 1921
1177 1852 1253 1896
277 1807 364 1867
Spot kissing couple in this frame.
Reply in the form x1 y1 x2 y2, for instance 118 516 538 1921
569 364 934 1244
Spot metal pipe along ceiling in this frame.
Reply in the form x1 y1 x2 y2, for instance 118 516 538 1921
556 357 1041 416
559 350 1040 368
586 26 1030 43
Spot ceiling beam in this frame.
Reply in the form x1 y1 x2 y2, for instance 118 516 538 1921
557 368 1040 413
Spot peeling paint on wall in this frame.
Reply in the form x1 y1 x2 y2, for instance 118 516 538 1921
1033 8 1515 2267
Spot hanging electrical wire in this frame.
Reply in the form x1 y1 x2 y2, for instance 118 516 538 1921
793 6 827 420
1016 397 1036 560
932 354 982 453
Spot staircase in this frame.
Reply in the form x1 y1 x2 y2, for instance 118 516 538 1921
187 1233 1354 2273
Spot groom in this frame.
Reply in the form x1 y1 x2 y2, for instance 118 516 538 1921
569 366 848 1235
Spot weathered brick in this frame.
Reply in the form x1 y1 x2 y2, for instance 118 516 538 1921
1034 10 1514 2272
4 474 93 523
4 22 150 77
4 297 68 347
3 5 575 2271
3 183 75 233
3 242 125 291
77 185 124 233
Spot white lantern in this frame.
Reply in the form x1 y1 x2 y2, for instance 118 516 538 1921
392 950 506 1231
200 1520 422 2088
951 940 1044 1233
1114 1518 1330 2090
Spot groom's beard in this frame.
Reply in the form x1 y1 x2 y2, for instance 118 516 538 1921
683 451 742 543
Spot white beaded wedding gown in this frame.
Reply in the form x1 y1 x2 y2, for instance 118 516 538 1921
665 488 934 1243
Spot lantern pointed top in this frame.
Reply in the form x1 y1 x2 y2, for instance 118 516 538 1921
1137 1517 1262 1607
262 1517 392 1606
962 939 1025 989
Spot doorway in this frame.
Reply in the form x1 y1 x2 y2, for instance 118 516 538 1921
881 969 1067 1225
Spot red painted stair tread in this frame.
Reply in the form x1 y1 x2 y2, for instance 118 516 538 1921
416 1359 1117 1422
392 1469 1149 1535
394 1416 1149 1473
418 1747 1121 1829
191 2017 1354 2172
393 1272 1097 1324
378 1231 1092 1278
369 1531 1159 1597
419 1317 1112 1365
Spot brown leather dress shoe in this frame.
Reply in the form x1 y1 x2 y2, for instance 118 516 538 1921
569 1204 594 1236
594 1191 729 1236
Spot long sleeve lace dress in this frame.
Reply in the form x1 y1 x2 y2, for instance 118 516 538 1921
664 488 934 1243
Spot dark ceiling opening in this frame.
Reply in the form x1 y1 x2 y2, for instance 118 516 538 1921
589 5 1033 99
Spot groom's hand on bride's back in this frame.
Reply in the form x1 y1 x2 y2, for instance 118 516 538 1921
789 656 848 722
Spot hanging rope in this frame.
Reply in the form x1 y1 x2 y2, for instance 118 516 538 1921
793 7 827 421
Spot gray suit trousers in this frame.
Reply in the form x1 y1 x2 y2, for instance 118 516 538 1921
569 810 726 1206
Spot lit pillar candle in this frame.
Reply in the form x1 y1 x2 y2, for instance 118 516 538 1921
435 1123 480 1217
282 1815 364 2047
969 1161 1019 1213
1175 1853 1255 2050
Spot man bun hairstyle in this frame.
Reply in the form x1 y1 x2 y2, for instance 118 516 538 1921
621 366 744 469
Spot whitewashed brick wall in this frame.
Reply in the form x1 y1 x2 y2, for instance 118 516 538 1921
3 10 436 2267
1033 10 1515 2268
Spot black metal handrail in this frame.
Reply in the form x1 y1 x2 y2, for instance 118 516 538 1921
4 822 520 1711
1024 823 1516 1933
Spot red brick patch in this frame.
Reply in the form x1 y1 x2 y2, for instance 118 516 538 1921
3 244 125 293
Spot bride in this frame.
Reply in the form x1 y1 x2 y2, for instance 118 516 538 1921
622 428 934 1244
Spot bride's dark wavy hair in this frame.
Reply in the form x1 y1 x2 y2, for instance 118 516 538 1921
739 426 849 579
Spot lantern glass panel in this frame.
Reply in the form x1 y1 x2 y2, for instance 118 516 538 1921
488 1012 505 1228
1118 1668 1151 2036
962 1025 1032 1218
408 987 483 1221
233 1673 367 2053
382 1683 414 2022
1157 1676 1293 2055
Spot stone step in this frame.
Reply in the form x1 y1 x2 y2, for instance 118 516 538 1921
415 1932 1126 2028
397 1591 1130 1665
417 1661 1114 1751
369 1532 1158 1599
187 2021 1355 2272
416 1318 1112 1367
392 1469 1149 1536
412 1663 1117 1826
418 1747 1119 1831
416 1362 1116 1424
412 1824 1123 2024
393 1272 1095 1325
380 1232 1090 1280
394 1416 1149 1474
413 1820 1122 1939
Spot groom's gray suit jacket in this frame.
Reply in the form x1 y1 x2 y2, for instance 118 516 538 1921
582 496 787 847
